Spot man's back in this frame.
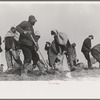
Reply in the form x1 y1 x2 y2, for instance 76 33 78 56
81 38 91 52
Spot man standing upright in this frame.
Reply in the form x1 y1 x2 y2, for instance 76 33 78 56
16 15 41 74
81 35 94 69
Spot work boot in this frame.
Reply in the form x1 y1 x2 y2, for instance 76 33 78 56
12 68 21 76
5 68 13 74
37 60 47 75
23 63 33 74
32 64 37 69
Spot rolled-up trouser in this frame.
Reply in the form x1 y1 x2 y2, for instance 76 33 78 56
5 51 13 69
20 44 39 66
91 48 100 63
82 51 92 68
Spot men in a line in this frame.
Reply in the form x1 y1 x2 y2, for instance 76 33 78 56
81 35 94 69
91 44 100 68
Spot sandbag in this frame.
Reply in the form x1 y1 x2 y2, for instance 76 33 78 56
56 54 70 72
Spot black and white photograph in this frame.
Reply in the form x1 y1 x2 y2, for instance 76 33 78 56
1 1 100 99
0 1 100 81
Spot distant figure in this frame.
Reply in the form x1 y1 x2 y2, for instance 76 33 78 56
91 44 100 68
81 35 94 69
67 43 77 71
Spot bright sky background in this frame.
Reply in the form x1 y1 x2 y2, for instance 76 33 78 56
0 1 100 70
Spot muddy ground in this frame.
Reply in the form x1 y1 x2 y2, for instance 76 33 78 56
0 66 100 81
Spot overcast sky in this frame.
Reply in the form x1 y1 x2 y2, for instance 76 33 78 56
0 2 100 70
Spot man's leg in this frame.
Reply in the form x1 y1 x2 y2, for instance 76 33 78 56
83 51 92 68
31 47 39 65
32 48 47 75
21 45 32 73
15 49 23 66
12 50 23 75
5 51 13 73
68 55 76 71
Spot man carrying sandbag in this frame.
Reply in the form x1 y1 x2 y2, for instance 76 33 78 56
4 27 22 74
51 29 72 78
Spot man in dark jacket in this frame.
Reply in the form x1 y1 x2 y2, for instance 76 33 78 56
81 35 94 69
16 15 40 74
91 44 100 68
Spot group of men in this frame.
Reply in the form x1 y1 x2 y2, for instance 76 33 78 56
0 15 100 76
45 29 78 72
4 15 47 75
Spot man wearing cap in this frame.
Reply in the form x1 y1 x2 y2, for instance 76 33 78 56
81 35 94 69
16 15 40 74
